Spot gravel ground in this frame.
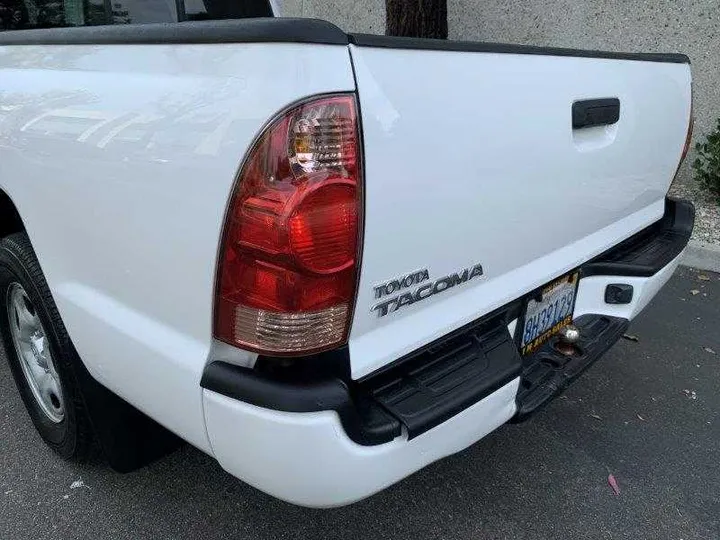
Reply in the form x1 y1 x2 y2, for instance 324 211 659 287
1 266 719 539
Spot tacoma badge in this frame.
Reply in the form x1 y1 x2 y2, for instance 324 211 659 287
372 263 484 317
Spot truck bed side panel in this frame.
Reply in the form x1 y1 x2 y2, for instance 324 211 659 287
0 42 355 450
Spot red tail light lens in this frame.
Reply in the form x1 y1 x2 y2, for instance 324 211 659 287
215 95 362 354
289 182 358 273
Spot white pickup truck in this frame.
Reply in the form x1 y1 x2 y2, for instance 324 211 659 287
0 3 694 508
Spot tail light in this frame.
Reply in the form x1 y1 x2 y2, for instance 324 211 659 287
214 95 362 355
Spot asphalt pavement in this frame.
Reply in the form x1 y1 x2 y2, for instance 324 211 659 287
1 266 718 540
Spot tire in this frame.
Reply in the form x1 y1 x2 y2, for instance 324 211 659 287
0 232 94 461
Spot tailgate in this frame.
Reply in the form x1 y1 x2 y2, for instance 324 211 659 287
347 36 692 379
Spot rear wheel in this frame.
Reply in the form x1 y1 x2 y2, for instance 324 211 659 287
0 233 94 460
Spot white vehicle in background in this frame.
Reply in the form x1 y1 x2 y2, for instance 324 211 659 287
0 1 693 507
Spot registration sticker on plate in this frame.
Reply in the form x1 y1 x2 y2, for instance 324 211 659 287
520 272 579 356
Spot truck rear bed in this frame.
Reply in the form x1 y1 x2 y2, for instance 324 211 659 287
0 17 693 507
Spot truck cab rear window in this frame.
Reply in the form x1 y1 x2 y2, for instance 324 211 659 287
0 1 273 30
183 0 272 20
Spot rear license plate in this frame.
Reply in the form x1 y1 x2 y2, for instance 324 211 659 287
519 272 579 355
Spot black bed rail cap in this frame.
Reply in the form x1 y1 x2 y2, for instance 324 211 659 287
349 33 690 64
0 18 348 46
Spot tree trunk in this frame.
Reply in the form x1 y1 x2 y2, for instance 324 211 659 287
386 0 448 39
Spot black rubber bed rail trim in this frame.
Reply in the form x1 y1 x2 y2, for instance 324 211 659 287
349 33 690 64
582 197 695 278
0 18 348 46
201 362 401 446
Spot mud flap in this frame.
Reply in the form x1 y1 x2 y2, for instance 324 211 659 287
72 348 183 472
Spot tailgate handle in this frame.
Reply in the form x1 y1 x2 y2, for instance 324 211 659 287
572 98 620 129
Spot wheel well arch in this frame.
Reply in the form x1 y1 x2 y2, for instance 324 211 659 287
0 186 182 468
0 188 24 238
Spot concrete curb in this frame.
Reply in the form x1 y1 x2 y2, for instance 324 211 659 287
682 240 720 274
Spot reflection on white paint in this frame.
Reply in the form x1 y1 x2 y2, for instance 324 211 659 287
97 114 161 148
21 108 116 133
77 112 127 142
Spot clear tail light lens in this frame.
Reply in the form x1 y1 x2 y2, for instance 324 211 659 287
215 95 362 355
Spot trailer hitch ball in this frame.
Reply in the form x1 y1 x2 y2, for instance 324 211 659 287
555 324 581 356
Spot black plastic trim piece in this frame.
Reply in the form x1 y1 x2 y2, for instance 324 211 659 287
582 198 695 278
358 297 523 383
605 284 634 305
0 18 348 46
256 345 352 382
360 314 522 439
348 33 690 64
72 345 183 472
201 362 400 446
513 314 629 421
0 18 688 66
202 361 349 412
572 98 620 129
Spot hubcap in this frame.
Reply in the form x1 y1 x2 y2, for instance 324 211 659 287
7 283 65 423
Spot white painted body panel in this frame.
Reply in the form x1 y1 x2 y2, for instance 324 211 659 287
203 250 686 507
348 45 692 378
0 42 355 450
204 378 521 507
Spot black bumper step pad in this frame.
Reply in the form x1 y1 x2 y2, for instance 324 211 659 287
514 314 628 421
360 315 522 439
583 197 694 278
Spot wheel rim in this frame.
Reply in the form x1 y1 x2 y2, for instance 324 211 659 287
6 282 65 423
